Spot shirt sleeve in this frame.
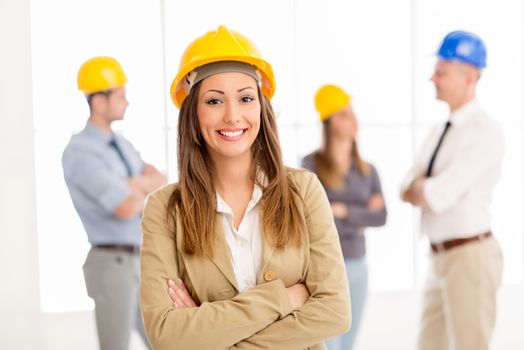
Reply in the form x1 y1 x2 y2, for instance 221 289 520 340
62 145 130 214
423 123 504 214
131 142 146 173
345 166 387 227
300 153 315 172
228 172 351 349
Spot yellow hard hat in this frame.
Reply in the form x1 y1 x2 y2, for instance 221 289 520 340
314 84 351 121
77 56 127 94
171 25 275 108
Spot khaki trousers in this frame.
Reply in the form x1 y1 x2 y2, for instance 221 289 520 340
83 247 151 350
418 236 503 350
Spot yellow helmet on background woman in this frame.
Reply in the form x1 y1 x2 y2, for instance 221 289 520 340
77 56 127 94
171 25 276 108
314 84 351 121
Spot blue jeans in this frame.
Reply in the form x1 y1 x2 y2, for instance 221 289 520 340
326 257 368 350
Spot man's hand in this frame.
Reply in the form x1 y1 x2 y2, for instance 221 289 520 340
402 177 429 209
138 164 167 194
113 178 146 219
142 164 158 175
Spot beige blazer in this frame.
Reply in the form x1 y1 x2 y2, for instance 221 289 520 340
140 169 351 350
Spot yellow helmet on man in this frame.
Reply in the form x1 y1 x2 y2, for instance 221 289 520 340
77 56 127 94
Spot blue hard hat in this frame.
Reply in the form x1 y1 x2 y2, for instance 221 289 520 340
437 31 487 68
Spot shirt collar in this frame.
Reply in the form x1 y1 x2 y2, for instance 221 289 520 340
216 183 264 215
448 99 481 128
84 122 114 144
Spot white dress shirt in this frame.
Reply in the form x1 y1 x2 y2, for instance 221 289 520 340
401 99 504 243
216 184 263 292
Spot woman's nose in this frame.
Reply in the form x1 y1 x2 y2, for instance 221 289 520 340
223 102 240 124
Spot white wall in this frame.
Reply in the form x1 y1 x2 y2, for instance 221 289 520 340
0 0 142 348
1 0 523 349
0 0 42 345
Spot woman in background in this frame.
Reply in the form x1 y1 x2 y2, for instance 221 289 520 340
302 84 387 350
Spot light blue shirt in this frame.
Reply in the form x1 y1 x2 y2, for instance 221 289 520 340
62 122 145 246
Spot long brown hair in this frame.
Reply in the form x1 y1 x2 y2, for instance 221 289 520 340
167 82 306 257
315 119 370 189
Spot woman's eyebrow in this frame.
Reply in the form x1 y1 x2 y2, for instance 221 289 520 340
202 87 255 96
203 89 225 95
237 86 255 92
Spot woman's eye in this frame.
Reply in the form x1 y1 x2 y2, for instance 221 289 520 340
205 98 222 105
240 96 255 103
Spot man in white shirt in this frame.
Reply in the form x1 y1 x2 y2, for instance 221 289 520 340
401 31 504 350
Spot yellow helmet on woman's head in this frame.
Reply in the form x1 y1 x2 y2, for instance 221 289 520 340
171 25 275 108
314 84 351 121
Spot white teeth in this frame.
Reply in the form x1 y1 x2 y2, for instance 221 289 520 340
219 130 243 137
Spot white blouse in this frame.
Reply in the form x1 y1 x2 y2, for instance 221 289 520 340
216 184 263 292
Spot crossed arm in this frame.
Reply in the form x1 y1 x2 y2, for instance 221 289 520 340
401 125 503 213
114 164 167 219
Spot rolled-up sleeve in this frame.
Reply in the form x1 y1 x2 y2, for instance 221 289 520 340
229 172 351 349
63 147 130 213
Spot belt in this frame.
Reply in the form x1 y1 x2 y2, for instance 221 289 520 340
94 244 140 254
430 231 492 253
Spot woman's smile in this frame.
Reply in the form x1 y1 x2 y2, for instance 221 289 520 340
216 128 248 141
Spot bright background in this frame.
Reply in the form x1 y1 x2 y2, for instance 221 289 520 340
1 0 523 349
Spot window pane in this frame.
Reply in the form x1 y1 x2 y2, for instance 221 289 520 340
493 126 523 284
359 126 415 290
31 0 165 312
34 130 93 312
295 0 412 126
414 0 524 124
275 125 325 169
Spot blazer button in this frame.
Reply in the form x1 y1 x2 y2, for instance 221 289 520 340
264 270 276 281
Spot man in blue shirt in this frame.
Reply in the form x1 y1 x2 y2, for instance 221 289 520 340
63 56 166 349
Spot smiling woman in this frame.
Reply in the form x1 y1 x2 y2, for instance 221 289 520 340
197 71 261 163
139 25 351 350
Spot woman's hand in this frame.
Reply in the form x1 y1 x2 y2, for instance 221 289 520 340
167 279 198 309
168 278 309 311
367 193 385 211
331 202 348 219
285 283 310 310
